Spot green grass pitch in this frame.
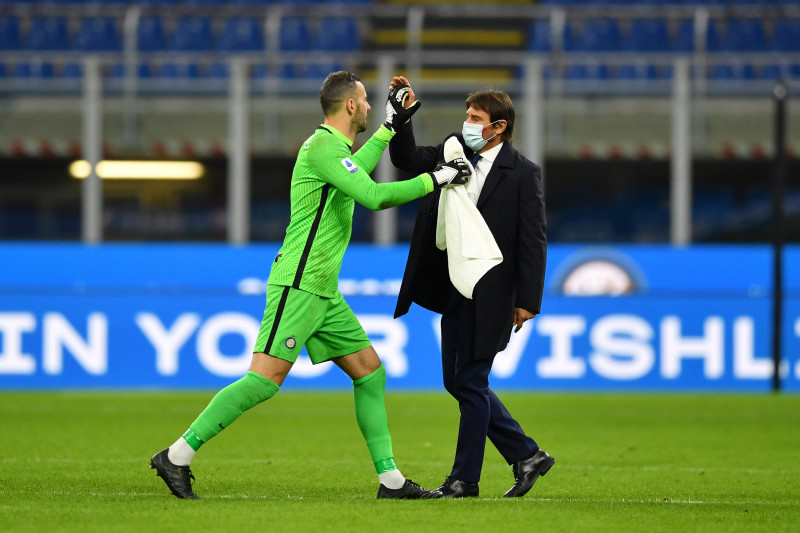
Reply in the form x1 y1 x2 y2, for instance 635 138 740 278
1 391 798 532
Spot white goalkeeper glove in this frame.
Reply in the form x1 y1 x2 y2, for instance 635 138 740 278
429 158 471 189
384 83 421 132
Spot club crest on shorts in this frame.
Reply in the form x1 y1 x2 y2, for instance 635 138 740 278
284 337 297 350
341 157 358 174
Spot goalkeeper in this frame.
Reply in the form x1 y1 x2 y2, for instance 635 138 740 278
150 71 471 500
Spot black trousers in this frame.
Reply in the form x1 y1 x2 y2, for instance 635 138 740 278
441 298 538 483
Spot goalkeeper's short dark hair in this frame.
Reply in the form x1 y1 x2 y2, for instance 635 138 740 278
320 71 362 116
465 90 515 143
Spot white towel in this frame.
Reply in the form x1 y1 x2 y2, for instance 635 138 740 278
435 137 503 299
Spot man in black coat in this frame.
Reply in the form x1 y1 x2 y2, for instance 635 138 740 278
388 77 555 498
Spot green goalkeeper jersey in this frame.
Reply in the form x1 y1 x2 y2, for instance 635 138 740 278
268 123 434 298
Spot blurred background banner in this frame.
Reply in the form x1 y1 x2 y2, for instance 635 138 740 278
1 243 798 391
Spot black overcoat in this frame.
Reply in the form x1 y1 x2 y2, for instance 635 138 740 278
390 122 548 359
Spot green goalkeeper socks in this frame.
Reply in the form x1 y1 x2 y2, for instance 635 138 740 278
352 364 397 474
182 366 394 475
185 371 280 449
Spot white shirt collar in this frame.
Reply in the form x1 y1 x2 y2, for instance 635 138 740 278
475 142 503 165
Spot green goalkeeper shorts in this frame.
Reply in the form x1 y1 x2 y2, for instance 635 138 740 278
253 284 371 364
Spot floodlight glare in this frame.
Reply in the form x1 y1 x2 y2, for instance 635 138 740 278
70 160 204 180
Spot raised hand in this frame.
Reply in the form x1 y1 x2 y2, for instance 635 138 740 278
384 83 421 132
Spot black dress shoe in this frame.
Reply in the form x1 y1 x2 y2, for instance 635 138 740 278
438 476 479 498
503 449 555 498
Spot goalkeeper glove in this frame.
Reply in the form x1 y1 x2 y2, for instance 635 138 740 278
429 158 471 189
384 84 421 132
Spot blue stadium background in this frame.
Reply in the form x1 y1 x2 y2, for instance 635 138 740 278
0 0 798 392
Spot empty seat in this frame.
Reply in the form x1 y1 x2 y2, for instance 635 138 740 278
527 19 551 52
762 63 800 80
218 17 264 51
565 63 610 79
627 18 670 52
74 17 121 51
14 62 55 78
170 17 213 51
729 0 778 5
617 63 658 79
579 18 622 51
306 62 344 79
279 62 301 78
279 17 311 51
720 18 765 52
62 63 83 78
208 62 229 78
137 17 166 52
673 19 694 52
762 63 785 79
674 18 718 52
251 63 269 79
772 19 800 52
108 62 152 79
27 17 70 51
711 63 755 80
531 20 576 52
318 18 359 51
0 17 22 50
158 63 201 78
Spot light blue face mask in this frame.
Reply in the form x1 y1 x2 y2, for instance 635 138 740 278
462 120 500 152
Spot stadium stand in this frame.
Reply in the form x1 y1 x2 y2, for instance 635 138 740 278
27 17 70 51
278 16 312 51
1 2 799 83
626 18 670 52
170 17 213 51
527 19 554 52
0 17 22 51
617 62 659 80
578 18 623 52
719 18 766 52
711 62 757 80
74 17 122 52
318 17 360 51
217 17 264 51
137 17 167 52
772 19 800 51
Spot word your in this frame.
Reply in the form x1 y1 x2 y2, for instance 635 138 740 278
0 312 408 378
1 312 799 381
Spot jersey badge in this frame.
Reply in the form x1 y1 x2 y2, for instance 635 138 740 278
341 157 358 174
285 337 297 350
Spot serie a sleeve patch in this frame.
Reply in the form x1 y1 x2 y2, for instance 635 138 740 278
341 157 358 174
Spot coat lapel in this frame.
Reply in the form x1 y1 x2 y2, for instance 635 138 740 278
477 143 516 209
